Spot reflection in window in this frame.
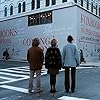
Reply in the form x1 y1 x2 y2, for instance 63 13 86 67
22 2 25 12
4 7 7 16
10 5 13 15
18 3 21 13
28 11 52 26
31 0 35 10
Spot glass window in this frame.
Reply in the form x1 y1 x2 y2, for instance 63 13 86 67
81 0 83 7
46 0 50 6
10 5 13 15
62 0 67 3
74 0 77 3
28 15 34 26
91 2 93 12
96 4 97 15
87 0 89 10
31 0 35 10
4 7 7 16
22 2 25 12
18 3 21 13
28 11 52 26
52 0 56 5
99 7 100 16
37 0 40 9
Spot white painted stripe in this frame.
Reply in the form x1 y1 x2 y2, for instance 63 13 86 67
0 85 29 93
0 76 14 80
58 96 90 100
7 66 28 69
0 77 29 84
0 69 29 74
0 72 29 77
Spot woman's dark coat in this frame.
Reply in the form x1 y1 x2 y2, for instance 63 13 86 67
45 47 62 75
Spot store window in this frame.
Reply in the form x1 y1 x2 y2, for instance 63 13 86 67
31 0 35 10
10 5 13 15
28 11 52 26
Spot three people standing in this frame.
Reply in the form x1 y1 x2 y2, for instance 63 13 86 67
27 35 80 94
62 35 80 93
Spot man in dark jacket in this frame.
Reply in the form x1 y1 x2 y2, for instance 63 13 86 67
27 38 44 93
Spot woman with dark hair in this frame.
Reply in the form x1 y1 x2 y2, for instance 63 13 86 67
27 38 44 93
62 35 80 93
45 39 62 94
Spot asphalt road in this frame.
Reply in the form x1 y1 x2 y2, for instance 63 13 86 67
0 60 100 100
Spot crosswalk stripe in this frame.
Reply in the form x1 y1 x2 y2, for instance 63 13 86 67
0 69 29 74
0 76 15 80
0 77 29 84
0 72 29 77
58 96 90 100
0 85 29 93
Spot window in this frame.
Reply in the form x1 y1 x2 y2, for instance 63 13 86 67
74 0 77 3
22 2 25 12
18 3 21 13
10 5 13 15
81 0 83 7
91 2 93 12
62 0 67 3
4 7 7 16
31 0 35 10
87 0 89 10
28 11 52 26
95 4 97 15
46 0 50 6
37 0 40 9
52 0 56 5
99 7 100 16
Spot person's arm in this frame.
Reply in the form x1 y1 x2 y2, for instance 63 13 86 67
74 47 80 67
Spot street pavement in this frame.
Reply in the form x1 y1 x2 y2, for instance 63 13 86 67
0 60 100 100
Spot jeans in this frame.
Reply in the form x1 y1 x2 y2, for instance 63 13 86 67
28 70 41 92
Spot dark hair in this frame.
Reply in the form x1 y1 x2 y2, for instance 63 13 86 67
32 38 40 46
67 35 74 43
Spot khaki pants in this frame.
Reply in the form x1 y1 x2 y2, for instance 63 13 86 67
28 70 41 92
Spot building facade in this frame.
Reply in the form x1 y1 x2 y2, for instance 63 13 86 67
0 0 100 62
